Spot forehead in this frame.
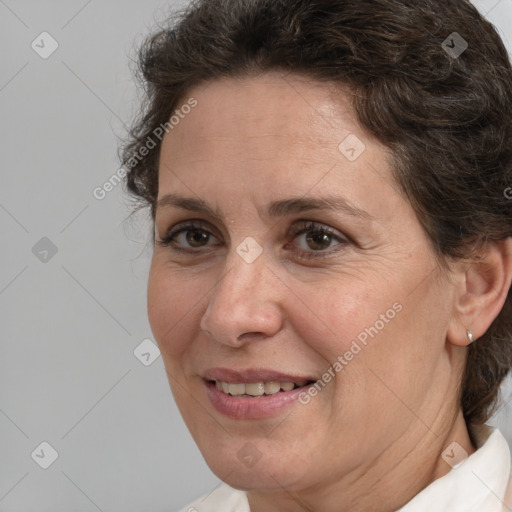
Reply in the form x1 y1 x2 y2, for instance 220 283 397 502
156 73 396 219
164 74 359 153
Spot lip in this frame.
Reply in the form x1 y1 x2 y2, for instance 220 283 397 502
202 368 317 420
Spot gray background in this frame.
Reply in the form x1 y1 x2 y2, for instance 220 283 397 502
0 1 511 511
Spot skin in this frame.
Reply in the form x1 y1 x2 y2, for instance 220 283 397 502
147 72 512 511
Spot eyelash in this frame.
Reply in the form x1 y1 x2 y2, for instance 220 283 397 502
156 220 349 259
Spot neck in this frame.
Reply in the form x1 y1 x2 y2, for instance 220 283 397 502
247 409 475 512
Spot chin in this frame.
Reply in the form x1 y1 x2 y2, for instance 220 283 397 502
211 457 303 491
194 434 316 492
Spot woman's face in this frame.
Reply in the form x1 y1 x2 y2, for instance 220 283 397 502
148 73 464 492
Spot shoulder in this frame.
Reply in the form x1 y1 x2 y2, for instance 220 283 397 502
176 484 249 512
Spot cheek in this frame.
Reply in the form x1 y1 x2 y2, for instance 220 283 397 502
147 262 205 358
288 271 433 406
288 273 397 363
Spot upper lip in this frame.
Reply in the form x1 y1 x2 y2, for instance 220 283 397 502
203 368 317 384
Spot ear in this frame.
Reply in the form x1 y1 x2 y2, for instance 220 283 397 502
447 237 512 347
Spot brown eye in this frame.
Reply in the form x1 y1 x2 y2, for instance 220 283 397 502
305 231 333 250
286 221 349 259
185 229 211 247
157 221 221 250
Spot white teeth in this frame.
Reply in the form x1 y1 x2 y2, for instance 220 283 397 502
227 383 245 395
214 380 307 396
245 383 265 396
264 381 281 394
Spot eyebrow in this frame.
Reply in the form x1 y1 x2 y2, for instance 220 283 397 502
156 194 372 220
157 194 221 219
267 197 371 220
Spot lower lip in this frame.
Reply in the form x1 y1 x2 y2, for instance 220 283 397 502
204 380 309 420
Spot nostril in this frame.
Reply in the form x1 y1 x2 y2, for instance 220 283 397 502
237 331 266 343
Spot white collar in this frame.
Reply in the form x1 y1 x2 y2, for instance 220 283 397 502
397 426 511 512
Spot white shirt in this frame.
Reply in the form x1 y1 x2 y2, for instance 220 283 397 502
178 427 512 512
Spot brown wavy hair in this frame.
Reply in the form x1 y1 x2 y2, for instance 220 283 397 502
121 0 512 427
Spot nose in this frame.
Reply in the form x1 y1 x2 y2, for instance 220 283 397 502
200 252 284 347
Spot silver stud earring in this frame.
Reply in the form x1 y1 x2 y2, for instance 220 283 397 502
466 329 474 343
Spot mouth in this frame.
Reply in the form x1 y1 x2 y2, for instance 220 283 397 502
210 379 315 397
202 368 318 419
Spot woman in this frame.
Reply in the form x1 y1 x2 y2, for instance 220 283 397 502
121 0 512 510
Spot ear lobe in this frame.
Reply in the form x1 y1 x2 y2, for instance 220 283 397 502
447 237 512 347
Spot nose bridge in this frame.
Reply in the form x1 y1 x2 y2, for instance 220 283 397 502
214 257 258 311
200 251 283 344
